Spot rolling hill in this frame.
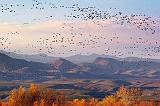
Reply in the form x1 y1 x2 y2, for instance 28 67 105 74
0 52 160 81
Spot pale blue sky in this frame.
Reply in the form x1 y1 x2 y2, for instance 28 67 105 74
0 0 160 23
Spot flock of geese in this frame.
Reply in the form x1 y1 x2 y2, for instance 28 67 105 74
0 0 160 58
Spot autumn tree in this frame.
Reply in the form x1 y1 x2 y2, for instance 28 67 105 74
8 89 18 106
97 95 119 106
128 87 142 104
40 89 55 105
0 100 2 106
88 98 98 106
29 83 42 102
34 101 39 106
3 84 159 106
54 92 66 106
71 99 87 106
115 85 142 105
40 88 66 106
116 85 129 104
8 85 32 106
39 99 45 106
52 103 58 106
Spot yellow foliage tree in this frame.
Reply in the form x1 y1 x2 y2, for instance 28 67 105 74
52 102 58 106
39 99 45 106
2 84 159 106
88 98 98 106
116 85 129 104
8 89 18 106
0 100 2 106
71 99 86 106
116 85 142 105
29 84 41 102
34 101 39 106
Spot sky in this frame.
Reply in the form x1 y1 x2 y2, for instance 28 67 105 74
0 0 160 58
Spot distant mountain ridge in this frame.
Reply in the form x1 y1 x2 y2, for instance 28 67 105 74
0 52 56 81
0 52 52 71
0 50 59 63
0 51 160 81
51 58 79 73
1 50 160 64
66 54 160 64
65 54 119 64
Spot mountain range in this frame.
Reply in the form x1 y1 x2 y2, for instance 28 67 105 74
0 50 160 81
1 50 160 64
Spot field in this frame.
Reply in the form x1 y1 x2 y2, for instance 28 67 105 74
0 79 160 101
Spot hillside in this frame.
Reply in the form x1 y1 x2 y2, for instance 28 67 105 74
0 52 160 81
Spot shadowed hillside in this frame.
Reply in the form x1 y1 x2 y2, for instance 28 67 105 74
1 52 160 81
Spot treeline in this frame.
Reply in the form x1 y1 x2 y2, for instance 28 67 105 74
0 84 159 106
